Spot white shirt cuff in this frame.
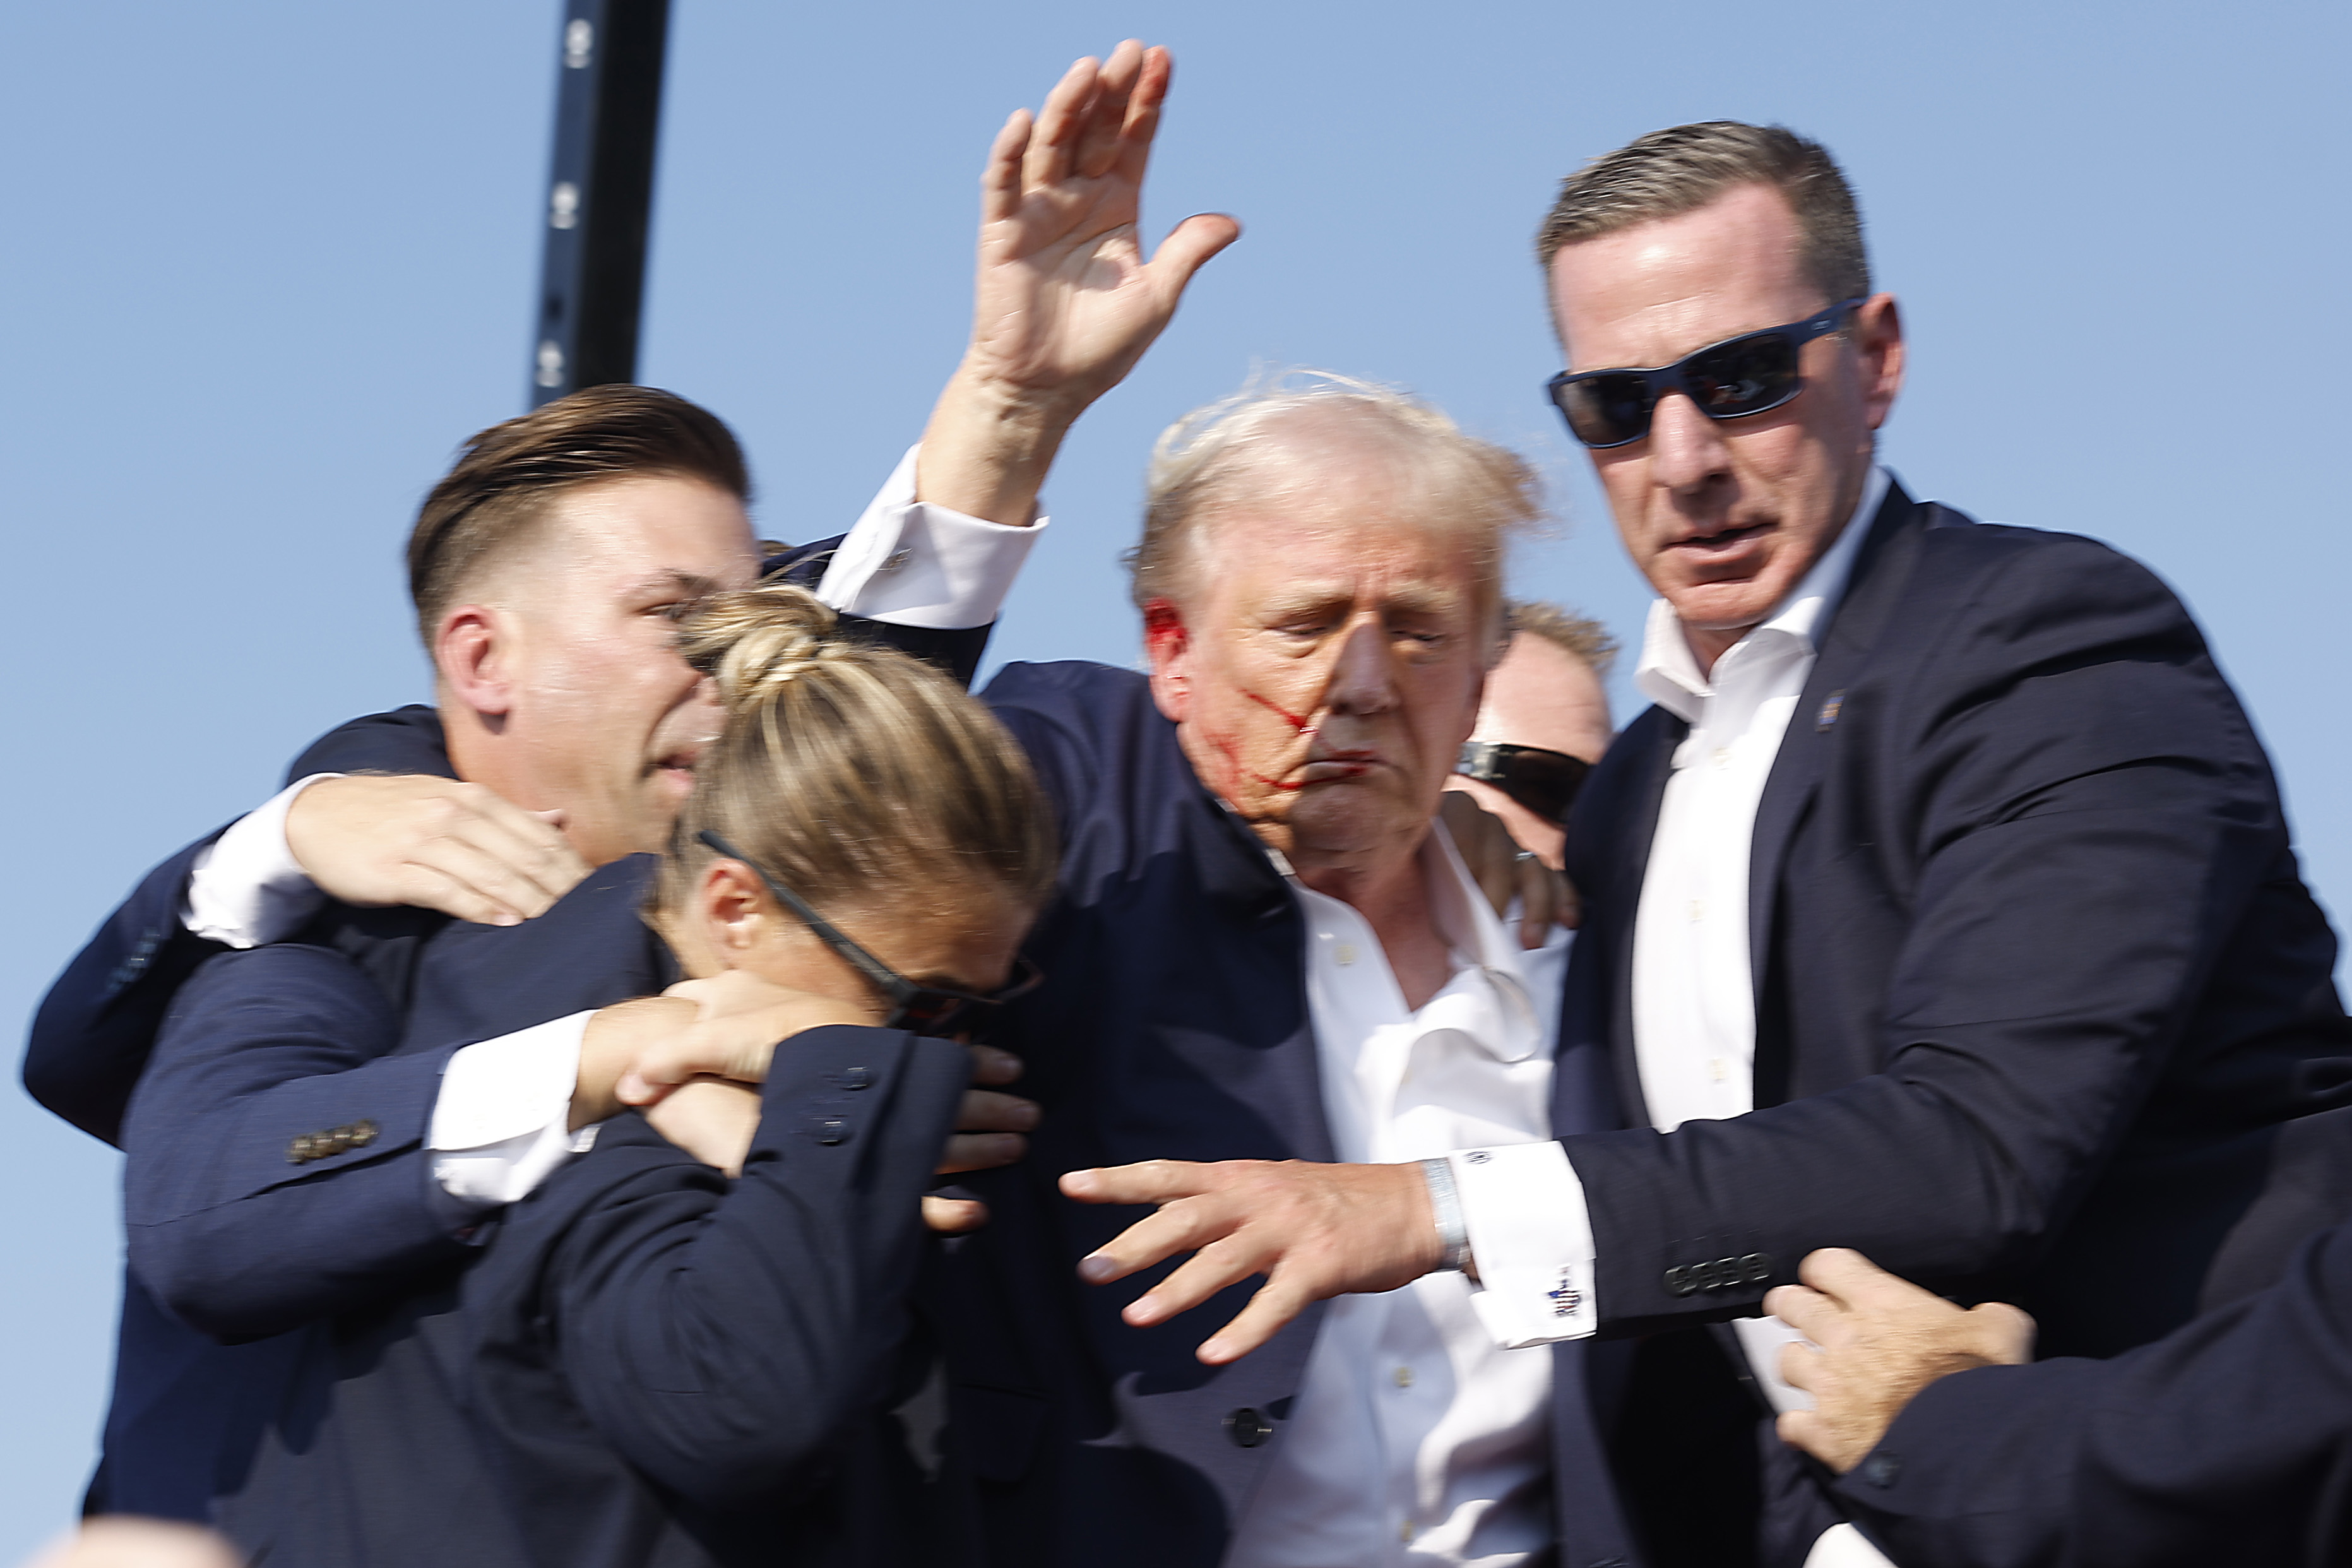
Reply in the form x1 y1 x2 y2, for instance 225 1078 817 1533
812 443 1047 629
428 1012 598 1209
1452 1139 1598 1347
182 774 343 948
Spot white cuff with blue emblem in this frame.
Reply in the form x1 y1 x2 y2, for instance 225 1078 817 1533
1451 1139 1598 1347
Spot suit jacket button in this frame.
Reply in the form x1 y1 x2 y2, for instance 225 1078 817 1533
287 1136 315 1164
1664 1266 1696 1297
832 1067 874 1091
812 1117 851 1146
1223 1408 1273 1449
349 1120 379 1147
1741 1252 1771 1284
1860 1451 1901 1488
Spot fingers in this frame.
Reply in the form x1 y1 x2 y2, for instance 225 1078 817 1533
1113 44 1171 179
1026 54 1098 190
1776 1408 1841 1469
965 1043 1023 1086
1800 1246 1930 1313
1145 213 1241 300
1776 1335 1825 1394
1120 1232 1265 1324
1074 1192 1235 1284
1971 1300 2038 1362
1073 39 1144 180
1060 1158 1216 1208
1514 856 1557 949
937 1131 1027 1174
1764 1282 1839 1346
1196 1275 1316 1365
956 1088 1039 1134
923 1195 990 1234
980 109 1030 227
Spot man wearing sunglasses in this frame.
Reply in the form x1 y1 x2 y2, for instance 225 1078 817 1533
1066 121 2352 1567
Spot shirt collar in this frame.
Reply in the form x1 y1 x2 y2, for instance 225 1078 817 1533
1273 823 1542 1060
1634 465 1889 725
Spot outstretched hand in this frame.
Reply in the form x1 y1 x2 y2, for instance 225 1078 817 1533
918 41 1240 524
1767 1248 2036 1473
1061 1158 1440 1364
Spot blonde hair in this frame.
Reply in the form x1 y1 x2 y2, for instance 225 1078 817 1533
1123 371 1544 647
656 584 1057 925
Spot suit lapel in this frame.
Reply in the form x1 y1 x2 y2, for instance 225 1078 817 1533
1745 482 1932 998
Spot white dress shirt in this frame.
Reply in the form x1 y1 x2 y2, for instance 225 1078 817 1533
1445 468 1893 1568
179 446 1046 1204
1230 826 1560 1568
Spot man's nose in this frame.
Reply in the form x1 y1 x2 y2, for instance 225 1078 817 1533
1644 392 1734 496
1322 619 1400 715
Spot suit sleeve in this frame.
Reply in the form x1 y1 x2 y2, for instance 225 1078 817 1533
1832 1221 2352 1568
21 706 460 1149
123 944 474 1341
1564 539 2298 1332
24 833 234 1145
539 1025 969 1506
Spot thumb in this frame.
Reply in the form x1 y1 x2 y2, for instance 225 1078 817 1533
1148 213 1242 299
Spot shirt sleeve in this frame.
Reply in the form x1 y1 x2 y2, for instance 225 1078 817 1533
812 444 1048 629
427 1011 599 1209
1452 1139 1599 1347
182 773 343 947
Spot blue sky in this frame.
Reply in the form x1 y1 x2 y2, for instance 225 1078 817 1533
2 0 2344 1550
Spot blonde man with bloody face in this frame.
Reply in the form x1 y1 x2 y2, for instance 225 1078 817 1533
1070 123 2352 1568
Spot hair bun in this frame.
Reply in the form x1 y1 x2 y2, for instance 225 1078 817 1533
674 584 843 713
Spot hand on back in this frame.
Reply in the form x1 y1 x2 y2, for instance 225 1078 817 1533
1767 1248 2036 1473
285 774 589 926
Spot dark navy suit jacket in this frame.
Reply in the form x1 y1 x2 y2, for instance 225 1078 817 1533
21 542 989 1149
929 662 1638 1568
131 930 968 1567
80 661 1644 1568
1555 483 2352 1560
1829 1127 2352 1568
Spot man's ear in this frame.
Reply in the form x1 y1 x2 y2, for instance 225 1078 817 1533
699 860 769 959
1856 292 1906 432
435 605 518 721
1142 598 1194 722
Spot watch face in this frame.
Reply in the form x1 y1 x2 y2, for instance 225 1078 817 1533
1456 742 1591 823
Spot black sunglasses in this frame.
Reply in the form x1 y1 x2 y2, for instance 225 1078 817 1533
1456 741 1591 824
697 830 1043 1037
1546 298 1867 449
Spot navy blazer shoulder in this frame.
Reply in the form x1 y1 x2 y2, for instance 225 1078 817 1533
20 547 987 1146
148 946 971 1567
1557 485 2352 1354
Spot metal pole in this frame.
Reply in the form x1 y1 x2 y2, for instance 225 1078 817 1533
529 0 673 405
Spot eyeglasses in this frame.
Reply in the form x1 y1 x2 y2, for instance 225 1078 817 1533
1456 741 1591 824
697 830 1044 1037
1545 298 1866 449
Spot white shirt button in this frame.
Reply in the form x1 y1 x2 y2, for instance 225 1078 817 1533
1334 942 1357 967
1393 1365 1414 1388
1689 900 1706 923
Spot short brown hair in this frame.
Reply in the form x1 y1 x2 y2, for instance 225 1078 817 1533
658 583 1058 925
1535 122 1869 306
1506 599 1617 676
407 385 751 646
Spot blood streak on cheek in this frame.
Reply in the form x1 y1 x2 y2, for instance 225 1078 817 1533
1244 691 1316 735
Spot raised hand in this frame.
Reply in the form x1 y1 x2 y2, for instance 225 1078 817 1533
918 42 1240 525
